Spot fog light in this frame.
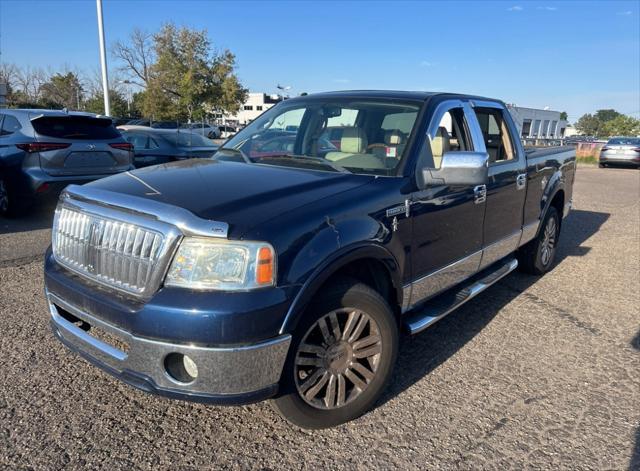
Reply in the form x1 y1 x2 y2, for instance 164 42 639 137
164 353 198 383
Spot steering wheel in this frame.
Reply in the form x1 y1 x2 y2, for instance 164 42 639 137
366 143 387 151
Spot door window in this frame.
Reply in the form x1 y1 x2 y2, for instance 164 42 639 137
0 115 22 136
424 107 472 169
473 108 515 164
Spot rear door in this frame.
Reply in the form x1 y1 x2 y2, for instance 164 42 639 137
30 115 131 176
470 101 526 269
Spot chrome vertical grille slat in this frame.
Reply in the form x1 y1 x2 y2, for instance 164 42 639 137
52 204 174 298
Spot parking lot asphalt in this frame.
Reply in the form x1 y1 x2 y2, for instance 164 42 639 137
0 165 638 470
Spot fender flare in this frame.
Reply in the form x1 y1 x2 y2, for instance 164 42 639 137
278 243 403 335
537 170 565 235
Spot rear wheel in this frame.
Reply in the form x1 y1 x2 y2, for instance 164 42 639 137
273 279 398 429
599 162 606 168
518 207 560 275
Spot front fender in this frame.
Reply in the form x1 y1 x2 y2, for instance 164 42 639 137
278 216 403 335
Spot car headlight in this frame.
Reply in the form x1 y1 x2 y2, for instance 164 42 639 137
165 238 276 290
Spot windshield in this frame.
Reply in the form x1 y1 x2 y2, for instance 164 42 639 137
163 131 215 147
216 98 421 175
607 137 640 146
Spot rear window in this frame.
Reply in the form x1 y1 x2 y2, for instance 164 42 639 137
162 132 215 147
32 116 120 140
607 138 640 145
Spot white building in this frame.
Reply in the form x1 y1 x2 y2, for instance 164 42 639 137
220 92 282 125
507 105 567 139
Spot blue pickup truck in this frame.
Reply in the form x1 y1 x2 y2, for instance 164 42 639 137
44 91 575 428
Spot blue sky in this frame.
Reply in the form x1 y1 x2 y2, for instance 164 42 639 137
1 0 638 122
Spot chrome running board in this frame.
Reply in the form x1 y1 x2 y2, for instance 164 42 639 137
403 257 518 335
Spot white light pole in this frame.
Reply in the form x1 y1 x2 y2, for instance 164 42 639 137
96 0 111 116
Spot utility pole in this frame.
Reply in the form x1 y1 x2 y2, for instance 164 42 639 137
96 0 111 116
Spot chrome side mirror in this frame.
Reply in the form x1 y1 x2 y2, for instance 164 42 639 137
419 151 489 187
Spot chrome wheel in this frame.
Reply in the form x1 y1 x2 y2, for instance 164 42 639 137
0 179 8 214
540 217 557 266
294 308 382 410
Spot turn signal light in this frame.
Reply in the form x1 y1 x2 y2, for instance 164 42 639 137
16 143 71 153
256 246 274 285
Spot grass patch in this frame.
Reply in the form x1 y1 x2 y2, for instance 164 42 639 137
577 156 598 165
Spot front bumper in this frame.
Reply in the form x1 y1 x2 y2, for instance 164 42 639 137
47 291 291 405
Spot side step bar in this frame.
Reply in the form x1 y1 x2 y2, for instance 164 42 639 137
403 257 518 335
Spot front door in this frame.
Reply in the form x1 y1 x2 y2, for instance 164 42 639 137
470 102 526 269
407 100 486 310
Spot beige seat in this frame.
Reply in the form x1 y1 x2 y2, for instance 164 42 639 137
430 126 450 168
326 127 385 169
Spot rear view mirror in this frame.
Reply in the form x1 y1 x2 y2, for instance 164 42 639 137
419 151 489 187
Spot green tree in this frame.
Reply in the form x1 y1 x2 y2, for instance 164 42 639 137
575 113 601 136
560 111 568 121
84 89 130 117
39 72 84 110
594 109 621 123
113 23 247 121
600 115 640 138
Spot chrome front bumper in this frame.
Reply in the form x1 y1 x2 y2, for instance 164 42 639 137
47 292 291 405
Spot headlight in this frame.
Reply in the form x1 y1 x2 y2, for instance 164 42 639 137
165 238 276 290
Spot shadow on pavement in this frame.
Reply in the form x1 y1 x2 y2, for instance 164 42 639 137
378 208 610 409
0 196 58 235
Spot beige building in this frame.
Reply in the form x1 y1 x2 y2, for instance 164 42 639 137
220 92 283 125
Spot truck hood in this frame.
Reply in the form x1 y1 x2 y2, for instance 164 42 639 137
87 159 373 236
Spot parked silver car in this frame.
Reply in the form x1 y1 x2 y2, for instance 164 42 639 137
599 137 640 168
184 122 221 139
0 109 133 216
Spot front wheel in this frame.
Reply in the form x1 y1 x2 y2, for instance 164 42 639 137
273 279 398 429
518 207 560 275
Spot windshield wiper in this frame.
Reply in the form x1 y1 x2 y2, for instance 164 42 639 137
255 154 350 173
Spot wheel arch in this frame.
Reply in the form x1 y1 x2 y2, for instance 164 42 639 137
279 244 403 335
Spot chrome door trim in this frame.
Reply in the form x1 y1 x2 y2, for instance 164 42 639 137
519 220 540 246
403 250 483 312
474 185 487 204
516 173 527 190
479 230 522 270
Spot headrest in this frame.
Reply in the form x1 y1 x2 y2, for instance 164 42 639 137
430 127 450 157
340 127 368 154
384 130 403 146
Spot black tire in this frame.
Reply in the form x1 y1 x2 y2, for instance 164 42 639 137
518 206 560 275
0 176 30 218
273 278 399 429
599 162 606 168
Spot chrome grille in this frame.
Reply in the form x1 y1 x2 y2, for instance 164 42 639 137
52 206 167 296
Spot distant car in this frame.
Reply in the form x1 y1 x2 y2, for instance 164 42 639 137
184 122 221 139
0 109 133 216
125 119 181 129
118 126 218 168
249 133 336 159
218 125 237 139
599 137 640 168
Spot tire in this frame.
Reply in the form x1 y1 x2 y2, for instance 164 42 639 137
598 162 605 168
273 278 399 429
518 206 560 275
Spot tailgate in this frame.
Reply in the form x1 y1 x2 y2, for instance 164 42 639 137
31 115 131 176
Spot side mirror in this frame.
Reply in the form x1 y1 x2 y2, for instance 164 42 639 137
419 151 489 187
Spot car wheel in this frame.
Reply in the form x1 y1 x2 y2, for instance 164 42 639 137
599 162 606 168
273 278 399 429
518 206 560 275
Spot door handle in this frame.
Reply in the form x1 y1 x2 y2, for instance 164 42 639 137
474 185 487 204
516 173 527 190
